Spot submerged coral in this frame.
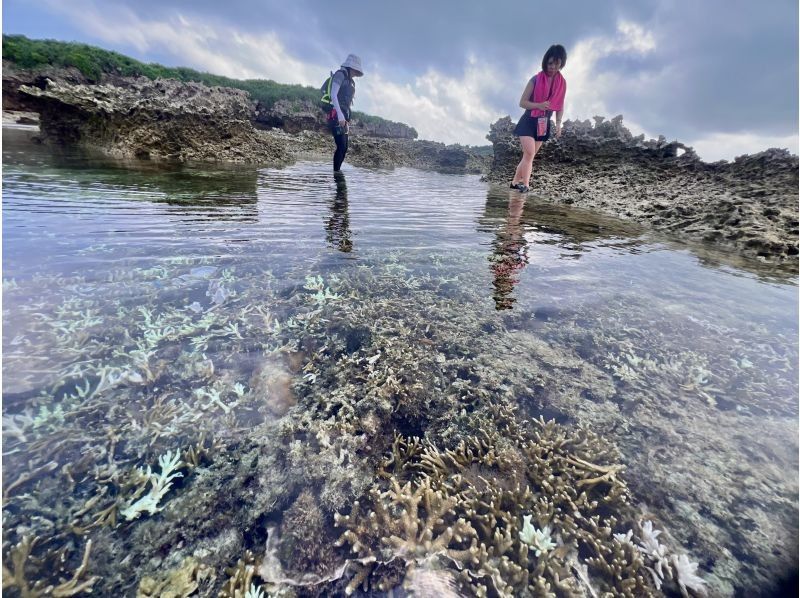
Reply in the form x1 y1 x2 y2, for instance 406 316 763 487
519 517 556 557
120 450 184 521
1 186 794 597
334 404 659 597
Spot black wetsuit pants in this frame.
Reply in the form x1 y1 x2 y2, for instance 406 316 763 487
333 128 348 171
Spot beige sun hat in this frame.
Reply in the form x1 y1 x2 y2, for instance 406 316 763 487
341 54 363 75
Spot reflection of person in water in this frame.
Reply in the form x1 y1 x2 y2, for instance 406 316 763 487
325 172 353 252
489 192 529 310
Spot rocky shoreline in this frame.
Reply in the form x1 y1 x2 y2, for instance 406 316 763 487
3 64 798 269
10 72 488 174
487 116 798 270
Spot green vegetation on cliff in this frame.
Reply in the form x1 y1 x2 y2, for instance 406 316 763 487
1 34 401 128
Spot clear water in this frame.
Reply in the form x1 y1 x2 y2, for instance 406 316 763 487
2 127 797 595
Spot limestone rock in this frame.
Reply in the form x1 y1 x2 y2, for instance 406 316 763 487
485 114 798 267
255 98 418 139
20 76 290 163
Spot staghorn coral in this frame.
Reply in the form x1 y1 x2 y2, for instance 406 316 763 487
219 551 260 598
334 404 660 597
672 554 708 598
120 449 185 520
519 517 556 557
608 520 707 597
2 208 793 598
2 536 99 597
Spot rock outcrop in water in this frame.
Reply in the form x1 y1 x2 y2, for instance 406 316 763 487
20 77 292 163
16 75 487 173
486 115 799 268
255 97 418 139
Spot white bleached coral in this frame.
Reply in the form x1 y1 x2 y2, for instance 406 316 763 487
672 553 708 597
638 519 670 583
120 449 184 521
615 520 707 595
519 515 557 557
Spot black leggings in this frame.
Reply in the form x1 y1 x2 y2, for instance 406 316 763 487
333 129 348 171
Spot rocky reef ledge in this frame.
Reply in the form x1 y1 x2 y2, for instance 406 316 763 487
487 116 798 268
16 76 488 173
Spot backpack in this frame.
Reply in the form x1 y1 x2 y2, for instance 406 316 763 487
319 71 335 110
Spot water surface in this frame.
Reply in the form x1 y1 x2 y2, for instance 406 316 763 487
3 128 797 596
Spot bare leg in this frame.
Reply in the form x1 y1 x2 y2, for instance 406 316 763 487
511 136 543 186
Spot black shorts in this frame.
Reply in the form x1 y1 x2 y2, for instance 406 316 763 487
513 111 551 141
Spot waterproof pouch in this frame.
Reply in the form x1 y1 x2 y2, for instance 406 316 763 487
534 116 551 141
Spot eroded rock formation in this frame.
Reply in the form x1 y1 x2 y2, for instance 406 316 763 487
20 77 291 163
16 76 485 173
255 98 418 139
486 115 799 267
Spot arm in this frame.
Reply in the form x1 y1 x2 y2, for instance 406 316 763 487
330 73 346 124
555 109 564 138
518 79 550 111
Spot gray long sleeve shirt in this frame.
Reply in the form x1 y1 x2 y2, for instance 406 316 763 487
330 70 354 124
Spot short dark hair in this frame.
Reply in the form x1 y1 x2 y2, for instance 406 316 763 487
542 44 567 71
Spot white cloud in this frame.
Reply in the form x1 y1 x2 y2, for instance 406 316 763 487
32 4 798 157
44 0 504 144
557 20 659 129
44 0 330 84
687 132 799 162
358 56 505 145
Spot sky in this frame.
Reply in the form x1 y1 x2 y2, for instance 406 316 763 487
3 0 798 161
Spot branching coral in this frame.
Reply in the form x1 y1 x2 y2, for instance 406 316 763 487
519 516 556 557
120 449 184 520
609 520 707 596
2 536 99 597
220 551 259 598
334 404 659 597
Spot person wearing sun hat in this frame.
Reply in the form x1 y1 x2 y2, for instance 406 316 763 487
326 54 364 172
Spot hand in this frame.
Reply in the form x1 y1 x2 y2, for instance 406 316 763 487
555 124 562 138
538 100 551 110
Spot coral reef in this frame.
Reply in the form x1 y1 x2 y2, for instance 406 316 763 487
2 536 99 597
333 406 671 597
19 77 291 164
1 157 795 596
13 75 487 174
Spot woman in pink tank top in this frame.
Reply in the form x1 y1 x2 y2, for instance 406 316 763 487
509 45 568 193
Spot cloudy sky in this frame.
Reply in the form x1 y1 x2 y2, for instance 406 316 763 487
4 0 798 161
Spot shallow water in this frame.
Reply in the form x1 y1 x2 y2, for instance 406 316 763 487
2 128 797 596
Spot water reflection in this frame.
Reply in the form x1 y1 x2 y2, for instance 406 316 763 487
4 127 260 216
489 192 529 309
479 187 647 309
325 172 354 252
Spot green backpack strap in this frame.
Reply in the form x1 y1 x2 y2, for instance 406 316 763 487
320 70 335 105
